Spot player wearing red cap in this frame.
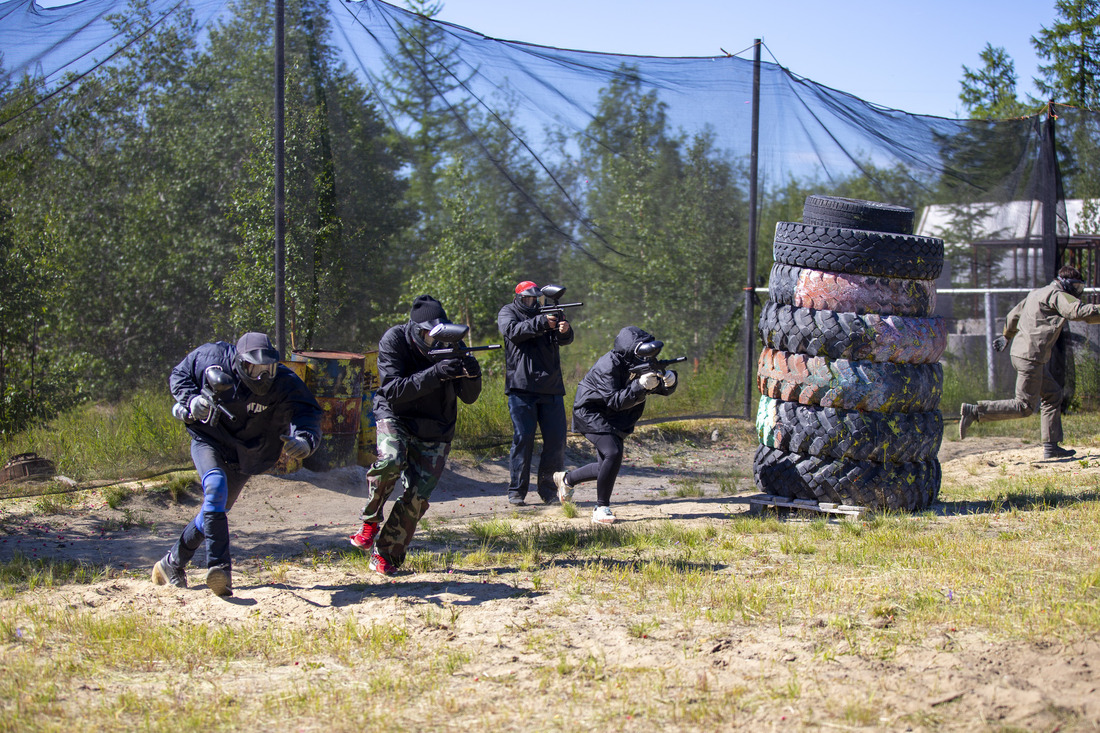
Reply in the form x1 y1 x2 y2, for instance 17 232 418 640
497 281 575 505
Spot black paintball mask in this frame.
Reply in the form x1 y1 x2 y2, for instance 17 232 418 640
1059 276 1086 298
630 338 663 367
409 319 451 356
407 295 452 357
232 332 280 395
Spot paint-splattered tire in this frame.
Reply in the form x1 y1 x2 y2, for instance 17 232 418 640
756 395 943 463
757 301 946 363
801 195 914 235
757 348 943 413
767 264 936 317
773 221 943 280
753 444 941 510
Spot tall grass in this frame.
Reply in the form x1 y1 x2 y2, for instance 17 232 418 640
939 352 998 415
454 376 515 452
0 388 190 482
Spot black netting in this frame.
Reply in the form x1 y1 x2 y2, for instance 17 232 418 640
1 0 1097 433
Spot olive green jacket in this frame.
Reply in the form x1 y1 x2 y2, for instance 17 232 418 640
1003 280 1100 363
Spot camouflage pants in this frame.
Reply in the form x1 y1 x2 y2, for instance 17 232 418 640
359 419 450 568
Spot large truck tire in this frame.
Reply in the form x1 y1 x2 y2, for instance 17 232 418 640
773 221 943 280
801 195 914 235
753 444 941 510
756 395 943 463
767 263 937 318
757 301 946 363
757 347 943 413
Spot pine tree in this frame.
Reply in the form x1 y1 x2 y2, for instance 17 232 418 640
1032 0 1100 107
960 44 1027 119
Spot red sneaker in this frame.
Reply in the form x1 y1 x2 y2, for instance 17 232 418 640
369 552 396 577
349 521 380 550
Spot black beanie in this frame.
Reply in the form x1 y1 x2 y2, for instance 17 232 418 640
409 295 448 326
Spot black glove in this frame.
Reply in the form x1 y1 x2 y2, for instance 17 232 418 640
461 354 481 377
433 358 466 380
993 336 1008 352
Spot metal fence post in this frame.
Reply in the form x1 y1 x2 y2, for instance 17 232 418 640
984 290 995 392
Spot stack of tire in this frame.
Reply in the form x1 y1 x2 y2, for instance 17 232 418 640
753 196 946 511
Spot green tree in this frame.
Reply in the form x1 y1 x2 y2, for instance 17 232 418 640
0 78 77 433
372 0 474 241
219 0 409 349
1033 0 1100 107
404 160 521 341
960 44 1028 119
13 0 219 395
565 71 747 364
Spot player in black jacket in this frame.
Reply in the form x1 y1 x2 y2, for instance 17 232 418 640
349 296 483 575
554 326 678 524
152 332 322 596
497 281 574 505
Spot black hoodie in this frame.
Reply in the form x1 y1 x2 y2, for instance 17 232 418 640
571 326 677 437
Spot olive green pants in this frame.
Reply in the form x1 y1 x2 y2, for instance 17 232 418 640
977 356 1062 445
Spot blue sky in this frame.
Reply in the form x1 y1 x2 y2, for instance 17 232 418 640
433 0 1055 119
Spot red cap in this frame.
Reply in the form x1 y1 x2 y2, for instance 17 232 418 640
515 280 539 295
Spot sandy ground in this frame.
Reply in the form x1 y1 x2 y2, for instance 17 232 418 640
2 426 1099 729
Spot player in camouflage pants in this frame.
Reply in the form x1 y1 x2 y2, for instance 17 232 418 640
357 418 450 568
348 295 483 575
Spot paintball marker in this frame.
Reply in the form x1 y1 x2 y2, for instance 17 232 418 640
173 365 237 426
628 340 687 380
426 323 502 359
537 284 583 318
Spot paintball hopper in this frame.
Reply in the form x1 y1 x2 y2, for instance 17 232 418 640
540 284 566 301
426 322 503 358
427 322 469 346
634 340 664 359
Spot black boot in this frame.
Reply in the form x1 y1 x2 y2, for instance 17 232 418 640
1043 443 1076 459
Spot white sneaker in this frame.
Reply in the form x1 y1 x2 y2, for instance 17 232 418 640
592 505 616 524
554 471 574 503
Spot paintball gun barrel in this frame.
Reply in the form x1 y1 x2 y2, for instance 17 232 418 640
425 322 502 358
537 284 582 317
630 355 687 378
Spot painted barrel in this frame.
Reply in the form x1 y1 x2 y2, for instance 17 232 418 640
358 351 379 466
295 350 365 472
270 359 313 474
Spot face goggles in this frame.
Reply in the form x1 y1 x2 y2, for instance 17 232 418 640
418 328 446 349
242 360 277 381
1061 277 1086 298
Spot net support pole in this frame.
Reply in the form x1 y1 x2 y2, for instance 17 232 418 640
742 39 762 419
1040 101 1058 281
274 0 287 357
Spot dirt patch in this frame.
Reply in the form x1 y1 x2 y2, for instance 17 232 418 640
2 424 1099 729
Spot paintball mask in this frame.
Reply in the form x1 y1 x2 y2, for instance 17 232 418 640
408 295 452 356
1059 276 1086 298
631 338 663 366
233 332 280 395
514 280 541 313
